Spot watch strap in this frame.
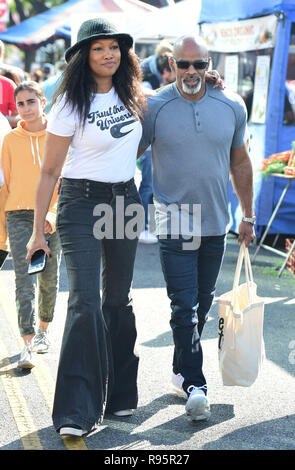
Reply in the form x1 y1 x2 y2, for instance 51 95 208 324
242 216 256 224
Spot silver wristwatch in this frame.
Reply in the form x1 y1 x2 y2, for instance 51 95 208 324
242 216 256 225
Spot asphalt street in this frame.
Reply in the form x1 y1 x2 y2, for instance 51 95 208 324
0 232 295 453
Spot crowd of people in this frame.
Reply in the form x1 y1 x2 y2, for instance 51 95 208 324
0 19 255 440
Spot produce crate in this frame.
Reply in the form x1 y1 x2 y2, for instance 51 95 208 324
285 238 295 275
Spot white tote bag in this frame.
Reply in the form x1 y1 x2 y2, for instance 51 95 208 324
218 242 265 386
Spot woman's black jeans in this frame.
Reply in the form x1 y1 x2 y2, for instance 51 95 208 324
52 177 143 432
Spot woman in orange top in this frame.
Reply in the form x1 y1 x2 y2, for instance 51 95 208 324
0 81 61 368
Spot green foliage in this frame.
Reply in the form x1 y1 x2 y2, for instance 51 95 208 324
45 0 68 7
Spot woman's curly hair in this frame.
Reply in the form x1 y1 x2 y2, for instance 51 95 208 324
53 39 146 126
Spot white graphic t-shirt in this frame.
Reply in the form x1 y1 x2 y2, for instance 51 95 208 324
47 87 142 183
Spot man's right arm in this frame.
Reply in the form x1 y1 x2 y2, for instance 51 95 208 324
137 147 148 159
230 144 255 247
138 101 154 159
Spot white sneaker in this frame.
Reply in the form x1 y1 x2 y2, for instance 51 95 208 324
185 385 211 421
172 374 211 421
18 345 36 369
33 327 50 354
113 408 134 416
139 230 158 244
59 426 88 437
112 409 134 417
171 372 187 399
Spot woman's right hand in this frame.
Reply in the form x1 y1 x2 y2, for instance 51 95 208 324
26 233 51 265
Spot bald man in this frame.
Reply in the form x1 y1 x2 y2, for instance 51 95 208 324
139 36 255 422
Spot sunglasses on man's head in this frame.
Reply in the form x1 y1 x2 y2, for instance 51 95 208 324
173 58 209 70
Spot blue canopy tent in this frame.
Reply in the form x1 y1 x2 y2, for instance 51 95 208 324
199 0 295 237
199 0 295 22
0 0 99 49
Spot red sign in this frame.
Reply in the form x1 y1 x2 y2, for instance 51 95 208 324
0 0 8 32
0 1 8 19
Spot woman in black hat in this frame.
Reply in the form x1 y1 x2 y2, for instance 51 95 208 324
26 17 146 438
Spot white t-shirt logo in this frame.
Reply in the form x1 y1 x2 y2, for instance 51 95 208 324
110 119 136 138
87 105 136 139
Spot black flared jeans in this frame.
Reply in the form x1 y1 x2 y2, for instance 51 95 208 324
52 177 142 432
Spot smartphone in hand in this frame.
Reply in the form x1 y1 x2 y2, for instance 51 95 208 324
0 250 9 269
28 240 50 275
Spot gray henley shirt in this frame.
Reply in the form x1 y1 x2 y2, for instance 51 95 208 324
139 82 248 237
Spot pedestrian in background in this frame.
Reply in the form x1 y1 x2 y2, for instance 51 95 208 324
0 40 25 83
0 67 21 86
141 39 173 90
42 63 55 81
138 52 177 244
138 41 175 245
41 61 66 114
26 18 145 438
30 69 44 83
0 81 61 369
0 111 11 187
0 74 18 128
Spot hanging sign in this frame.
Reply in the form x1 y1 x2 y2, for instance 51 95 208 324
200 15 277 52
251 55 271 124
224 55 239 92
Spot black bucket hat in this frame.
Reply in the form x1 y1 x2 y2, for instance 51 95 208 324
65 17 133 62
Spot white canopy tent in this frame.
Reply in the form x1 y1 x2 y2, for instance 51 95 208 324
69 0 202 46
134 0 202 41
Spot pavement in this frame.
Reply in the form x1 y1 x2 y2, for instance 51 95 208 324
0 232 295 453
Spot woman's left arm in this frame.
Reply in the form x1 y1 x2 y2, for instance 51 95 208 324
26 132 72 262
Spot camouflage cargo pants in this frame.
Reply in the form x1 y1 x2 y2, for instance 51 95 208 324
6 210 62 337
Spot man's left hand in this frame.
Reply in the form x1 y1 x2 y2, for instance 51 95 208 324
238 221 255 247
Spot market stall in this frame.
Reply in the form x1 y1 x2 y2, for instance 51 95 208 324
199 0 295 236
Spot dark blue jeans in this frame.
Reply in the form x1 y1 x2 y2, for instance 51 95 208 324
53 177 142 432
158 234 226 393
138 149 153 230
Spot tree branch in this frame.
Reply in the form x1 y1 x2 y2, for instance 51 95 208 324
14 0 27 21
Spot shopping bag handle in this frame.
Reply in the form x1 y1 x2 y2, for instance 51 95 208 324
244 245 254 285
231 242 254 304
